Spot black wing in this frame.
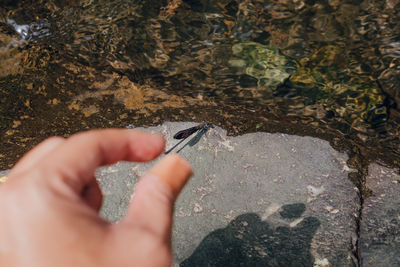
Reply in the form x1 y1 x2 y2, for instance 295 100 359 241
173 126 200 139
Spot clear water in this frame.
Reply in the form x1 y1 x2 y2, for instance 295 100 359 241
0 0 399 170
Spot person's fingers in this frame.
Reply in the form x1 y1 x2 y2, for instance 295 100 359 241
81 179 103 212
37 129 165 194
148 154 193 197
10 137 65 176
121 154 192 240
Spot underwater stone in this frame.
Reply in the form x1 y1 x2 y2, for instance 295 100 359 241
228 42 296 89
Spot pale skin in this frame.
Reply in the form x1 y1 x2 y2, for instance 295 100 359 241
0 129 193 267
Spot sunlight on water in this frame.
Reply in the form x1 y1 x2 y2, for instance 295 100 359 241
0 0 399 169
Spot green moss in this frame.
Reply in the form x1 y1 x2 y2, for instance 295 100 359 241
229 42 295 89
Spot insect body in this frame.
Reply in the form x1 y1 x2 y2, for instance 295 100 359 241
165 122 212 154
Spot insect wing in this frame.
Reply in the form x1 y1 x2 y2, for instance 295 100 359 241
173 126 199 139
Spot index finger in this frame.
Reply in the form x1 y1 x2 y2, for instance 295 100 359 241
37 129 165 193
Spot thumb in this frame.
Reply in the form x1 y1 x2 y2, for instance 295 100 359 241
121 154 193 240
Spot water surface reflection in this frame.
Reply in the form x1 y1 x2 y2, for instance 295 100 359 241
0 0 399 171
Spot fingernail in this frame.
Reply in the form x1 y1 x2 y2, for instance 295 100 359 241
148 154 193 197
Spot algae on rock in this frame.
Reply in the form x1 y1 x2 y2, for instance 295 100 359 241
228 42 296 89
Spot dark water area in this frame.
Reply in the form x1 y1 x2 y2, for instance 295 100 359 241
0 0 399 172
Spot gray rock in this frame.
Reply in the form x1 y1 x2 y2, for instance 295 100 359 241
361 164 400 267
0 170 9 183
96 122 359 266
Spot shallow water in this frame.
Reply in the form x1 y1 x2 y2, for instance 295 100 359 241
0 0 399 170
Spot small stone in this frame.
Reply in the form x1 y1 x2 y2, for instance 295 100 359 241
193 203 203 213
325 206 340 214
314 258 330 267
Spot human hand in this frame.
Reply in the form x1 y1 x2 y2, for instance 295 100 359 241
0 129 192 267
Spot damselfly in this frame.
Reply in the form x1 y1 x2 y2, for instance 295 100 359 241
165 122 213 154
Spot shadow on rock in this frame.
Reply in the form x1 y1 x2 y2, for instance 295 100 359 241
180 203 320 267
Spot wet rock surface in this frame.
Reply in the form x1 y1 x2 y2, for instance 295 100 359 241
96 122 359 266
361 164 400 267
